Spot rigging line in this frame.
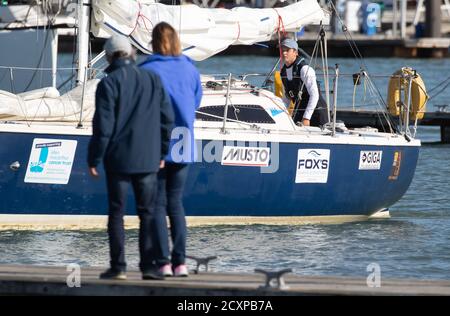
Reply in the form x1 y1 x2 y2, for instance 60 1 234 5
22 23 52 91
0 69 8 86
48 0 62 26
261 58 281 88
40 21 51 88
10 69 31 127
329 1 372 77
330 2 393 127
329 2 359 58
272 8 287 38
225 92 248 129
259 91 297 130
71 22 77 90
272 8 287 68
67 80 84 123
329 1 389 114
365 75 391 119
0 66 77 71
29 91 49 123
428 76 450 94
57 73 75 91
365 83 389 133
356 79 386 130
428 80 450 101
60 77 79 123
365 75 395 133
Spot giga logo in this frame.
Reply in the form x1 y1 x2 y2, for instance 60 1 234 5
359 151 382 170
295 149 330 184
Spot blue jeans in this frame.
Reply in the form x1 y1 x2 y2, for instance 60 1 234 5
153 163 189 267
106 172 157 273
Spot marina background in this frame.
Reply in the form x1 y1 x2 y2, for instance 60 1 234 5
0 55 449 281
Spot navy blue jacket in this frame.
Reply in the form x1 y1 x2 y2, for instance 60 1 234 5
88 58 174 174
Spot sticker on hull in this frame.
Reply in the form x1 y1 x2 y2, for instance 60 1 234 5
24 138 77 184
295 149 330 183
221 146 270 167
359 151 383 170
389 151 402 180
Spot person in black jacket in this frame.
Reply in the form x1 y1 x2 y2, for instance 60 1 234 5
87 35 174 280
280 38 328 127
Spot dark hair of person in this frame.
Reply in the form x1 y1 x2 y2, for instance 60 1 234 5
151 22 182 56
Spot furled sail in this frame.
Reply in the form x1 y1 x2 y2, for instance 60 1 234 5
91 0 326 61
0 80 99 122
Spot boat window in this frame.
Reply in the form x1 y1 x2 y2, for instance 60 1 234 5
196 104 276 124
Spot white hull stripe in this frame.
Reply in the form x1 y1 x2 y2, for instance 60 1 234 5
0 214 380 230
0 123 421 147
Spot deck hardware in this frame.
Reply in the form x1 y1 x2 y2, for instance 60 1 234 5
186 255 217 274
9 161 20 171
254 268 292 290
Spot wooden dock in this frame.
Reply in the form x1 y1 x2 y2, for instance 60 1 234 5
0 264 449 296
336 109 450 143
58 33 450 58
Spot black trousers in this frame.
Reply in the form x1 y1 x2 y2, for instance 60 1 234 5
153 163 190 267
105 172 157 273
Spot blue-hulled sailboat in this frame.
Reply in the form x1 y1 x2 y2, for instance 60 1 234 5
0 0 421 228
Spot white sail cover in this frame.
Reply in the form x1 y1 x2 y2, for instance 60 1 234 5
91 0 326 61
0 80 99 122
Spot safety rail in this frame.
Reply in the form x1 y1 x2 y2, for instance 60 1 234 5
199 70 406 137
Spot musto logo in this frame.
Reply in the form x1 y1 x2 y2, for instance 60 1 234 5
359 151 382 170
221 146 270 167
295 149 330 183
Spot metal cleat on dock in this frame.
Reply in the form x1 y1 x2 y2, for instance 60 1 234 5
435 104 449 112
186 255 218 274
255 268 293 290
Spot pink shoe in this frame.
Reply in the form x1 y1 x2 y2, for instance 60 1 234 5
159 264 173 277
173 264 189 277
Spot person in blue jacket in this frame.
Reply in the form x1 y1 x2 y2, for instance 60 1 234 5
140 22 202 277
88 34 174 280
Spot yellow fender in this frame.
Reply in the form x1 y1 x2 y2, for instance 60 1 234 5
274 71 295 115
387 67 428 121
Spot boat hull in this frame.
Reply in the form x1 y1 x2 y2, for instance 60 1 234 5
0 131 419 219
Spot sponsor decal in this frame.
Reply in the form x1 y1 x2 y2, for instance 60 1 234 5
221 146 270 167
359 151 383 170
388 151 402 180
24 138 77 184
269 108 284 116
295 149 330 183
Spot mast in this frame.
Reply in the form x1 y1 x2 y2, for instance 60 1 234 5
51 29 58 89
76 0 91 85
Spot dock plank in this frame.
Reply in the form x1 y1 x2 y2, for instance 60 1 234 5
0 265 449 296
